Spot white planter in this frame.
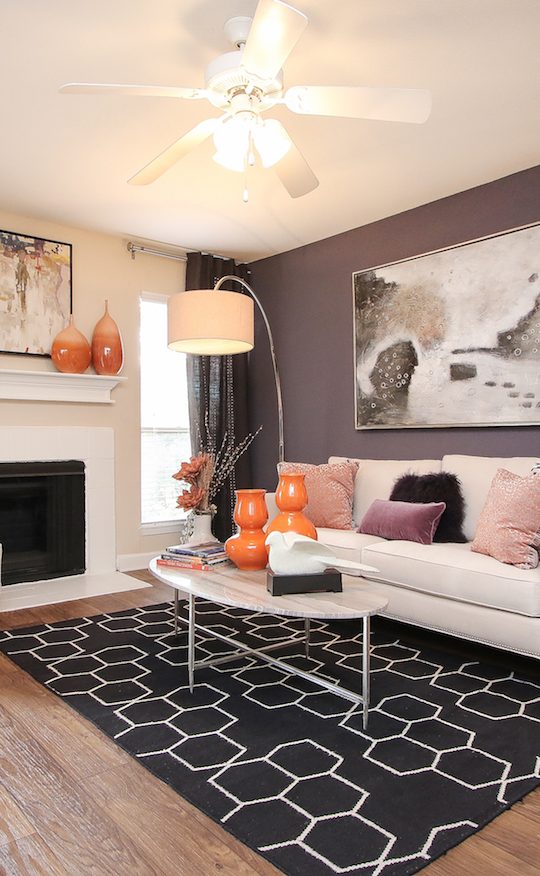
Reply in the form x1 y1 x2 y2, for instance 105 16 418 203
186 511 218 547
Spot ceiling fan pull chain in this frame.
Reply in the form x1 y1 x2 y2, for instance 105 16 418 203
243 138 252 203
247 129 256 167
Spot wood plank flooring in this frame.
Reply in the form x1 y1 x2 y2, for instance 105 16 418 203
0 571 538 876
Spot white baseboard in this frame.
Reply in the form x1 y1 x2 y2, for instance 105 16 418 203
117 551 157 572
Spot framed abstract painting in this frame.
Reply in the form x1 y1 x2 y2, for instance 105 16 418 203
353 222 540 429
0 230 72 357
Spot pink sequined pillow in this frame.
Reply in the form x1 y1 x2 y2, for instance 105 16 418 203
277 461 358 529
471 469 540 569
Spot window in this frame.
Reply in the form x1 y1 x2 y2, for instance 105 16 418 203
140 294 191 526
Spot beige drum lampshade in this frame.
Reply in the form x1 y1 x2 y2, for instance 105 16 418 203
167 289 254 355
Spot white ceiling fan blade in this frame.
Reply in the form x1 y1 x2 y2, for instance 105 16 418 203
60 83 208 100
274 125 318 198
242 0 307 81
128 118 220 185
285 85 432 124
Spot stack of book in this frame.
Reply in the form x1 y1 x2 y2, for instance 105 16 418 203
157 541 231 572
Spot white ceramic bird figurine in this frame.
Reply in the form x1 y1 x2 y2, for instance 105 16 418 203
265 531 379 577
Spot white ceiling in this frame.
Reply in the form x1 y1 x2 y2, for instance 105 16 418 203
1 0 539 261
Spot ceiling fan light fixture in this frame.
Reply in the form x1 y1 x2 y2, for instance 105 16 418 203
212 114 290 172
253 119 291 167
213 149 246 172
213 113 253 171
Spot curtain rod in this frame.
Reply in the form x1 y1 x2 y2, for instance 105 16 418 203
127 241 248 265
127 242 187 262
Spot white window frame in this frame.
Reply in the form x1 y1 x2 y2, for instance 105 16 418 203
139 291 190 537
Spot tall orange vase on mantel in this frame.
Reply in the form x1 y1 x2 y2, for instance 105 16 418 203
91 300 124 375
266 472 317 541
226 489 268 571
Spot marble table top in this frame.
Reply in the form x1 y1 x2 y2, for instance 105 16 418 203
149 559 388 620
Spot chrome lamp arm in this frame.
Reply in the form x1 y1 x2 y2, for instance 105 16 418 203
214 275 284 464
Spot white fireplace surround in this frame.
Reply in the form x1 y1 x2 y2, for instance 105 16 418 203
0 426 151 610
0 425 116 577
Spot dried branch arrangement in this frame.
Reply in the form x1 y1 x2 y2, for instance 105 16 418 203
173 415 262 513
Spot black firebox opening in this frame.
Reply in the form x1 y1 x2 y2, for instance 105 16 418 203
0 461 85 585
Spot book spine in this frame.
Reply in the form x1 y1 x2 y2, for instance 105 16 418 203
157 559 228 572
160 557 204 567
161 554 204 564
161 553 228 564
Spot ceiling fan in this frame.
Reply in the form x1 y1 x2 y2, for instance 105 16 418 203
60 0 431 200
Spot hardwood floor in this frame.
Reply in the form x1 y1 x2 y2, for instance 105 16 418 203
0 572 538 876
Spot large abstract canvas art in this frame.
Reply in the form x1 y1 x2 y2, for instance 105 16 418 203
353 223 540 429
0 230 72 356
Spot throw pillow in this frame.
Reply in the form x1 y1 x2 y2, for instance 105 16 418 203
532 462 540 475
389 472 467 542
277 460 358 529
358 499 446 545
471 468 540 569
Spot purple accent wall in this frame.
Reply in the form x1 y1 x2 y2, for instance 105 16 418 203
248 165 540 489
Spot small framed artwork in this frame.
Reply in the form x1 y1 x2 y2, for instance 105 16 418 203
353 222 540 429
0 230 72 357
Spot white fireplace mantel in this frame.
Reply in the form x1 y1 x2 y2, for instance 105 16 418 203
0 368 126 404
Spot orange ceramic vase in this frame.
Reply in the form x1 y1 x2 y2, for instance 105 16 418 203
266 472 318 541
226 489 269 571
91 300 124 375
51 316 91 374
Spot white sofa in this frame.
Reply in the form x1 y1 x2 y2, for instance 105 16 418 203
268 455 540 660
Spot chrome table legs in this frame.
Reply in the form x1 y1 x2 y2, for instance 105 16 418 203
172 590 372 730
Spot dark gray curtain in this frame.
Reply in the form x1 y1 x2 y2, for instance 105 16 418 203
186 252 252 541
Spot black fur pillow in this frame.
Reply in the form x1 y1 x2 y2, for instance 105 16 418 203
389 472 467 543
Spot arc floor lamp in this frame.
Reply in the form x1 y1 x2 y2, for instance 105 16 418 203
167 275 284 463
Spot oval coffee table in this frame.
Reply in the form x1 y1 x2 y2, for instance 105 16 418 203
149 558 388 729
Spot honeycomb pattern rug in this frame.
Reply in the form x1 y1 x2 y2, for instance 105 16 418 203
1 600 539 876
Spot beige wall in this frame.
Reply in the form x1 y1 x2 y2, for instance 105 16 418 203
0 208 186 560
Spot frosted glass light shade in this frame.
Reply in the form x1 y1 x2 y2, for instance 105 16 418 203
253 120 291 168
213 115 251 173
167 289 254 355
213 149 245 172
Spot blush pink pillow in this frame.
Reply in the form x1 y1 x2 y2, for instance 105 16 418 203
471 469 540 569
359 499 446 545
277 461 358 529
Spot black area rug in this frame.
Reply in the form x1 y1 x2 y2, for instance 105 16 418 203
1 601 539 876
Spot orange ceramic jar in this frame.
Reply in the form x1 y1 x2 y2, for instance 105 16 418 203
226 489 269 571
91 300 124 375
266 472 317 541
51 316 91 374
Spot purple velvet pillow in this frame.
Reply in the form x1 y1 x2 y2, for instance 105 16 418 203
358 499 446 545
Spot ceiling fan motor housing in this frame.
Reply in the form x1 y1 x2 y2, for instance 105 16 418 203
205 49 283 111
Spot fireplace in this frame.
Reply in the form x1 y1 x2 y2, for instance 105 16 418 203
0 461 85 585
0 426 117 589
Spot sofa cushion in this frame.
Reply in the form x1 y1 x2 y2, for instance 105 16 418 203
316 527 385 561
359 499 446 545
278 460 357 529
442 454 539 541
362 540 540 617
329 457 441 525
471 468 540 569
389 472 467 542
